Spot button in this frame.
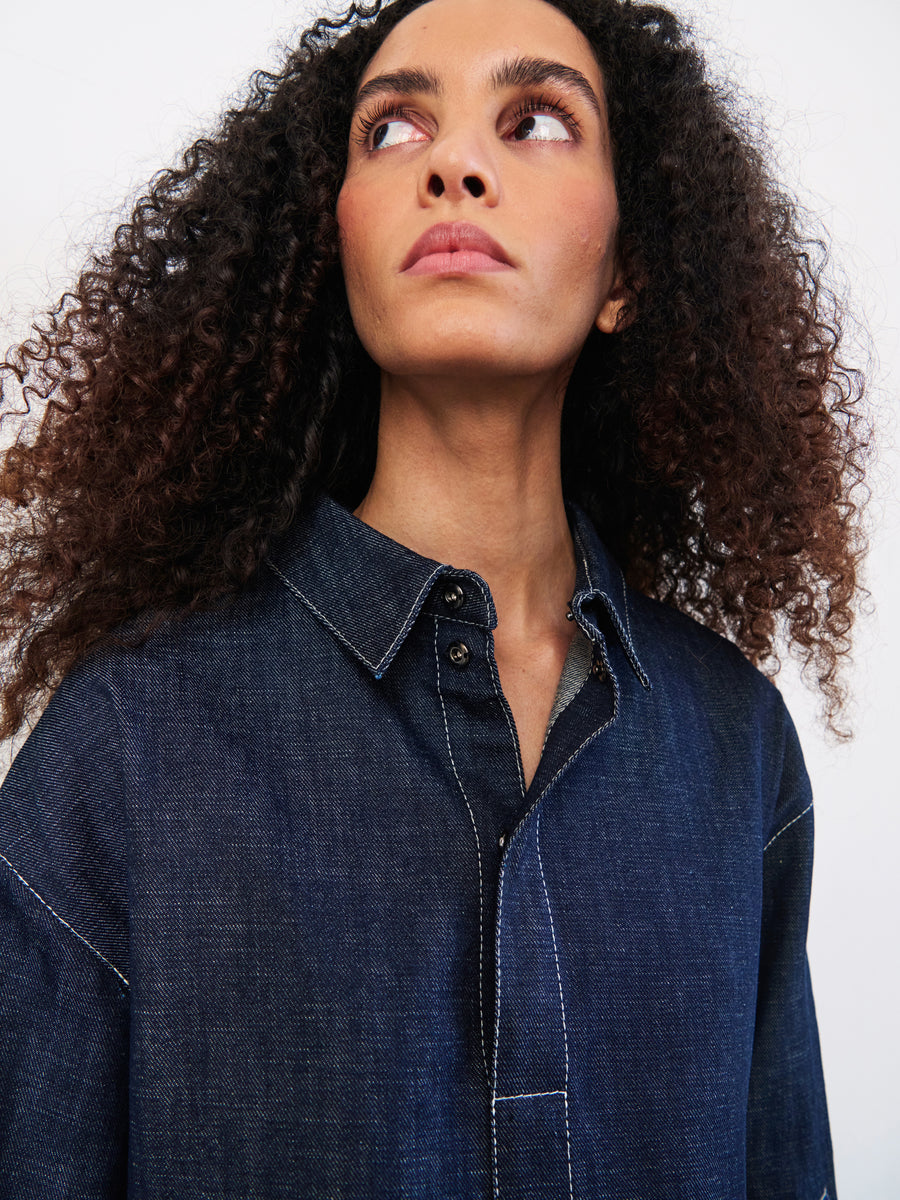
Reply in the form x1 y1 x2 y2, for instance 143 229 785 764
591 651 607 681
447 641 470 668
498 832 507 849
443 582 465 609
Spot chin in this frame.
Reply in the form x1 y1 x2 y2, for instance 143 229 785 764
356 300 594 381
380 351 552 380
366 329 569 380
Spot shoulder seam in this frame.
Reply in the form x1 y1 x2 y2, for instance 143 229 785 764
0 850 129 990
763 801 813 853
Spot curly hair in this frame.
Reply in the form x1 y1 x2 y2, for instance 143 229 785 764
0 0 868 739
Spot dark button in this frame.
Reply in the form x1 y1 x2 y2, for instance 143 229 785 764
443 582 465 609
591 651 607 682
447 641 470 668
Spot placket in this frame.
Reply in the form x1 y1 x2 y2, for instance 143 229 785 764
424 570 626 1199
489 622 620 1200
425 572 530 1097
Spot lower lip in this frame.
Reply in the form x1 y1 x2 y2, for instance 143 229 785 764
404 250 512 276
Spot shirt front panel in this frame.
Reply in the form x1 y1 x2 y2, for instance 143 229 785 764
0 490 835 1200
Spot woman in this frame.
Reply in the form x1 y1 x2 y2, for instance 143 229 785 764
0 0 866 1195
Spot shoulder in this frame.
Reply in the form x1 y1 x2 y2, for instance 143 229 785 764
0 651 131 985
622 586 806 827
61 560 306 704
626 584 785 720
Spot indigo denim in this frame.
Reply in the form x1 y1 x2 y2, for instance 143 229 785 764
0 492 835 1199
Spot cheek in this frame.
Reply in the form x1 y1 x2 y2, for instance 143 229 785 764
523 173 619 304
335 183 366 291
336 179 398 351
335 180 389 341
563 179 619 278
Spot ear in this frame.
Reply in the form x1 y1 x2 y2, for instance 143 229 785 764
595 272 632 334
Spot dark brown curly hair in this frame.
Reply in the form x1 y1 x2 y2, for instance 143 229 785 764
0 0 869 739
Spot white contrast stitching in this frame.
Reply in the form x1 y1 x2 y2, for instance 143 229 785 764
491 855 508 1199
542 665 592 753
572 521 594 591
358 563 444 664
536 810 574 1199
618 564 633 648
433 619 488 1085
491 814 580 1198
763 802 813 852
598 590 650 690
569 525 650 689
266 560 378 666
266 558 443 673
509 667 620 844
433 612 491 630
495 1089 566 1101
0 850 129 989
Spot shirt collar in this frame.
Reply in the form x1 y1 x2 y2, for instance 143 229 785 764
266 491 650 690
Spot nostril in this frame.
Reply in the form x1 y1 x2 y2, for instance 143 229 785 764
428 174 445 197
464 176 485 198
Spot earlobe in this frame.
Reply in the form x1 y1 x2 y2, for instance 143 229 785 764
595 280 631 334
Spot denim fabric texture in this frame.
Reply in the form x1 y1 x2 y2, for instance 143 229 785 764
0 492 836 1199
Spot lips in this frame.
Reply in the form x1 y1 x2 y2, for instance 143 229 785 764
400 222 513 274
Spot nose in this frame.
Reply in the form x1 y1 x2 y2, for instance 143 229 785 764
427 174 486 199
417 126 500 207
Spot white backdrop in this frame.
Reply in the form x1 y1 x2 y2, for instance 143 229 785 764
2 1 898 1193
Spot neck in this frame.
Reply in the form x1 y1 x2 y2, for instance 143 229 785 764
353 373 577 642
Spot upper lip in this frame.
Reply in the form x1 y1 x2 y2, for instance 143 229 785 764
400 222 513 271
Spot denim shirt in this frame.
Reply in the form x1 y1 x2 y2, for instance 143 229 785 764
0 492 835 1200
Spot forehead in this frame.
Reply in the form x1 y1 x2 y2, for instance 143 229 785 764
360 0 602 93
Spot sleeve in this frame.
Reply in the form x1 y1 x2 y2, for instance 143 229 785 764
0 668 130 1199
746 705 837 1200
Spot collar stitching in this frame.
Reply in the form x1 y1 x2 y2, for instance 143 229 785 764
265 558 380 671
601 586 651 692
618 565 635 647
266 556 448 675
571 516 651 691
376 566 448 670
434 612 494 630
572 520 595 592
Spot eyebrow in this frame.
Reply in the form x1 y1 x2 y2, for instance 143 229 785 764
353 55 603 121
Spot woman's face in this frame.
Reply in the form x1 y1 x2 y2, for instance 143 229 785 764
337 0 623 384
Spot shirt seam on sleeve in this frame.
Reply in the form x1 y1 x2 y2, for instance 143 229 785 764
762 800 813 853
0 849 130 990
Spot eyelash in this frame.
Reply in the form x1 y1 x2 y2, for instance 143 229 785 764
508 94 581 137
353 100 418 148
353 92 582 149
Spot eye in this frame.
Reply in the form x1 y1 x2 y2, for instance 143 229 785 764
354 102 430 152
371 117 428 150
507 95 580 143
512 112 572 142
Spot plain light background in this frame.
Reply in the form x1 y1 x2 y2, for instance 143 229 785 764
1 0 898 1194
